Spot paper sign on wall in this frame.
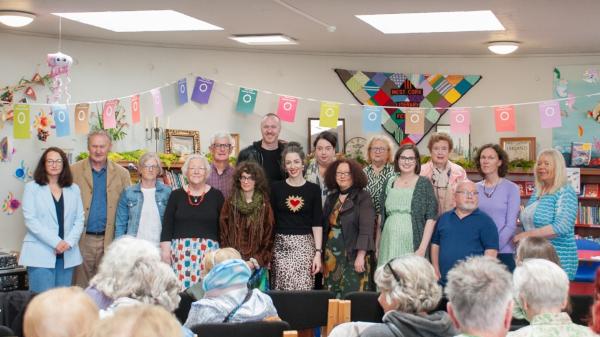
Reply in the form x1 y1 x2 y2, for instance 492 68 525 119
13 104 30 139
102 99 119 129
404 108 424 135
52 104 70 137
539 101 562 128
450 108 470 134
131 95 140 124
177 79 188 105
74 103 90 134
277 96 298 122
494 105 516 132
150 88 163 116
191 77 214 104
362 106 382 132
319 101 339 128
236 88 258 114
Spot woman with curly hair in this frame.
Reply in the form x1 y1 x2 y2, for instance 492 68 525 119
220 161 275 290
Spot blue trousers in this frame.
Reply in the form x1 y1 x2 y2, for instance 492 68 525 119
27 258 74 293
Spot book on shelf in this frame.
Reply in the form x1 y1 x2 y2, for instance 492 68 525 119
566 167 581 195
525 182 535 196
571 142 592 167
516 181 525 197
577 203 600 225
583 184 599 198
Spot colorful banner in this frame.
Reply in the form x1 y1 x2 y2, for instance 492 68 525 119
131 95 140 124
150 88 163 116
177 78 188 105
74 103 90 134
450 108 470 134
362 106 382 132
236 88 258 114
277 96 298 122
13 104 30 139
539 100 562 129
494 105 516 132
52 104 70 137
404 108 424 134
102 99 119 129
191 77 214 104
319 101 339 128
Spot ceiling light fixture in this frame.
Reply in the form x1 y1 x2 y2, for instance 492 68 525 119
487 41 520 55
0 10 36 27
229 34 297 45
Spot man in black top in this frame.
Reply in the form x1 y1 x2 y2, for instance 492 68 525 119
238 113 286 183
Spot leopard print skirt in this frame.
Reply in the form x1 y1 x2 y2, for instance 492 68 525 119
271 233 315 290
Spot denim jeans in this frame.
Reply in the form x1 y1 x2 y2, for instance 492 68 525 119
27 258 74 293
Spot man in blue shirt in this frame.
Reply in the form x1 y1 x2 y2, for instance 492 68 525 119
431 180 499 286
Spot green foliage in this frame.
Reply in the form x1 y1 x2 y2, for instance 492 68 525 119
76 150 182 168
508 159 535 170
91 103 128 142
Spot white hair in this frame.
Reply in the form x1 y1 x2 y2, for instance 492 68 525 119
513 258 568 316
89 236 160 299
445 256 513 332
138 152 163 176
209 132 233 147
182 154 211 177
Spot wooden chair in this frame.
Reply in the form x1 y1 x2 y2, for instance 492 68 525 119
325 299 351 335
190 320 294 337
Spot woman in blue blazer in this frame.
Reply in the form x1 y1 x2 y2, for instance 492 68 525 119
19 147 84 292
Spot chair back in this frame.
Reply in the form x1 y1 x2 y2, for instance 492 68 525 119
343 291 384 323
266 290 335 330
570 294 593 325
190 320 291 337
0 325 14 337
174 291 195 324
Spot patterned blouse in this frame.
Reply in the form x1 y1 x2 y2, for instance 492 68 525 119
363 163 395 215
304 159 329 207
507 312 597 337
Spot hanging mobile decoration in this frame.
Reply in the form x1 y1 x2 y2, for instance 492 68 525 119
47 17 73 104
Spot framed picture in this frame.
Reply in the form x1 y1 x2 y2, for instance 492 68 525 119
165 129 200 155
307 118 346 153
435 124 470 159
230 133 240 156
500 137 536 161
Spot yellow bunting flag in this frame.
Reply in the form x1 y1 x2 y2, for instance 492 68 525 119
319 101 340 128
13 104 30 139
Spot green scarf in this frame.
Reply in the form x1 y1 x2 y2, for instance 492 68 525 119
233 190 264 224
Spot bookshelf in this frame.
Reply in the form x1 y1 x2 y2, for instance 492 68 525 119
118 161 187 189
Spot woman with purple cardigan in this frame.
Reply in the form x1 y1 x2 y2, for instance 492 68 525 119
474 144 521 272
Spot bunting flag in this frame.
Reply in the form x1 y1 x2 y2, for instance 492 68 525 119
102 99 118 129
319 102 340 128
150 88 163 116
236 88 258 114
362 106 382 132
404 108 424 135
13 104 30 139
277 96 298 122
334 69 481 145
131 95 140 124
24 87 37 100
191 77 214 104
494 105 516 132
51 104 70 137
177 79 188 105
74 103 90 134
539 100 562 128
450 108 470 134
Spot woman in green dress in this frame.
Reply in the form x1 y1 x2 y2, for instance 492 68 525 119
322 158 376 298
378 144 438 267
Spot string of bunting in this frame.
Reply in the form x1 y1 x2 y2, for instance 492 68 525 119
4 72 600 140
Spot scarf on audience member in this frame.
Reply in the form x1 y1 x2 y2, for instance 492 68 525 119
202 259 252 294
233 190 264 225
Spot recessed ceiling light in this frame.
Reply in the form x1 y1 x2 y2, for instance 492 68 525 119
52 10 223 32
356 10 504 34
487 41 520 55
229 34 297 45
0 10 36 27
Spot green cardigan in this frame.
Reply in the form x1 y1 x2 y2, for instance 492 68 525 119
379 175 438 250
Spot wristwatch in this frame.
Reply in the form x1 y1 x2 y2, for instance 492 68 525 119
315 249 322 253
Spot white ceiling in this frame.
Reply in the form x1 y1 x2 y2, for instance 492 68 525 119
1 0 599 55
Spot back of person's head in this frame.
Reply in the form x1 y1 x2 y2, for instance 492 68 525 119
515 236 560 265
202 247 242 275
513 259 568 318
88 304 182 337
202 258 252 293
24 287 99 337
445 256 513 335
90 236 161 299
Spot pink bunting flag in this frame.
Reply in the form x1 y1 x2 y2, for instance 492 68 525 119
450 108 470 134
539 100 562 128
131 95 140 124
150 88 163 116
277 96 298 122
494 105 516 132
102 99 119 129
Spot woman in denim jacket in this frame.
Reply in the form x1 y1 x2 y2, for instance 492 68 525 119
115 152 171 245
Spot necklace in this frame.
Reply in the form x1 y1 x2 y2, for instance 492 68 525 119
483 179 501 198
187 186 207 206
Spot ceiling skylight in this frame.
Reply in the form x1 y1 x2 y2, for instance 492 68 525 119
52 10 223 32
356 10 504 34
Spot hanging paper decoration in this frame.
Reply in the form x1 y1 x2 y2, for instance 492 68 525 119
131 95 140 124
277 96 298 122
102 99 119 129
177 79 188 105
31 73 44 84
13 104 31 139
362 106 382 133
539 101 562 129
74 103 90 134
24 87 37 100
319 101 339 128
191 77 214 104
52 104 71 137
150 88 163 116
494 105 516 132
404 108 425 135
334 69 481 145
47 52 73 103
33 109 54 141
0 136 14 162
236 88 258 114
14 160 32 182
1 192 20 215
450 108 470 134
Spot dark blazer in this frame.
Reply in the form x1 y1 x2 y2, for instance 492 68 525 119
322 188 376 261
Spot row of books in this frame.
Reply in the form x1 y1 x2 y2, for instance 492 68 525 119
162 170 188 190
515 181 535 197
577 204 600 225
582 184 599 198
515 181 599 198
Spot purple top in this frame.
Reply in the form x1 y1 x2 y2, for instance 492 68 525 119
476 179 521 254
206 163 234 200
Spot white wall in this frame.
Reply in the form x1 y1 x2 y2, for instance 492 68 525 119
1 31 598 250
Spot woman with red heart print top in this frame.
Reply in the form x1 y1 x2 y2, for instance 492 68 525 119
270 142 323 290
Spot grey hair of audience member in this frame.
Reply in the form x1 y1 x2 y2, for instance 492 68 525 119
182 154 211 177
111 255 181 312
89 236 161 299
138 152 164 176
375 255 442 313
445 256 513 333
88 304 183 337
209 132 234 146
513 258 569 317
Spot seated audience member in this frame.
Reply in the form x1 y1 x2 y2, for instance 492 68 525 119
445 256 513 337
86 236 161 309
329 255 457 337
508 259 596 336
24 287 99 337
184 248 278 327
89 304 183 337
431 180 499 286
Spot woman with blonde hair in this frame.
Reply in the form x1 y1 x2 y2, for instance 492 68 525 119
363 135 395 218
514 148 578 279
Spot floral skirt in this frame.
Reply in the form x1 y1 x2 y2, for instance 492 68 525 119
271 233 315 290
170 238 219 290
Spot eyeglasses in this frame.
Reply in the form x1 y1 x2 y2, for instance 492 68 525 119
46 159 63 165
212 144 232 150
336 172 351 177
142 165 158 171
399 156 416 163
384 258 401 283
239 176 255 182
188 167 207 172
370 147 387 153
431 146 449 153
455 190 479 197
